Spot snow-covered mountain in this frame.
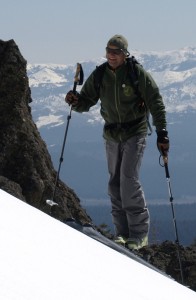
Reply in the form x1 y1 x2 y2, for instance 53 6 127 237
28 47 196 127
1 189 196 299
27 47 196 199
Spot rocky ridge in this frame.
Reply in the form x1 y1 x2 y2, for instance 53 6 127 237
0 39 90 223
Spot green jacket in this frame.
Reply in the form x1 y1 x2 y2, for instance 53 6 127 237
73 61 167 142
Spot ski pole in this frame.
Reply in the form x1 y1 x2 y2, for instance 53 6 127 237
51 105 72 202
162 156 184 284
46 63 84 207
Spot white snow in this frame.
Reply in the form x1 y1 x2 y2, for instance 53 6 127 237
29 68 67 86
36 114 64 128
151 69 196 88
0 189 195 300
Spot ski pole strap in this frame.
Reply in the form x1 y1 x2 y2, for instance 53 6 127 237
159 155 170 179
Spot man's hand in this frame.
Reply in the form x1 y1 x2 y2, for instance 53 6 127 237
157 129 169 157
65 90 79 106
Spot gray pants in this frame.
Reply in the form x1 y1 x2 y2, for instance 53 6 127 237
105 134 149 239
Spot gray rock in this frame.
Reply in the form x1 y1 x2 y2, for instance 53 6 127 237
0 39 91 224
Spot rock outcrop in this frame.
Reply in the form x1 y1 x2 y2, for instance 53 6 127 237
0 39 90 223
138 241 196 292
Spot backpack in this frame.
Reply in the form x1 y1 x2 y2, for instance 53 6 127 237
93 56 152 135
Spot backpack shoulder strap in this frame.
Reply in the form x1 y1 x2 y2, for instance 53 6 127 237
126 56 141 95
127 56 153 135
93 62 107 94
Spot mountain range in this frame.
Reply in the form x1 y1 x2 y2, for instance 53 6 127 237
27 47 196 200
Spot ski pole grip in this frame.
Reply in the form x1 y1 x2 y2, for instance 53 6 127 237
163 157 170 179
73 63 81 93
163 156 168 164
73 82 77 94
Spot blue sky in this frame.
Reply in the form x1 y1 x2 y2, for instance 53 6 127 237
1 0 196 64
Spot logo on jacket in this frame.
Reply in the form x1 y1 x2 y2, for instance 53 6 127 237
122 84 134 96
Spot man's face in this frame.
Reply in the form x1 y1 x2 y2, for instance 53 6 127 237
106 45 126 69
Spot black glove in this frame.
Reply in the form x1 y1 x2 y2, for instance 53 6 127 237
157 129 169 157
65 90 79 106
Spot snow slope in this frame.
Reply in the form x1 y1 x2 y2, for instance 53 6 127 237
0 189 195 300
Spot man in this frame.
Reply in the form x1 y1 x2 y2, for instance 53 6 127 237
65 34 169 250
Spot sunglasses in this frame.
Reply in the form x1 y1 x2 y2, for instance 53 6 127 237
106 47 124 55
